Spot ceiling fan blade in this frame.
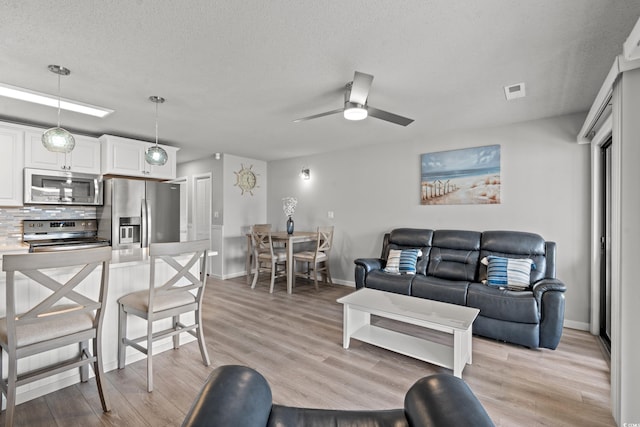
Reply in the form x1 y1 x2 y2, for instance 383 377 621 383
367 107 414 126
349 71 374 105
293 108 344 122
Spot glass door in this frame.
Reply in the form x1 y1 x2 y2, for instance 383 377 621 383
600 138 612 352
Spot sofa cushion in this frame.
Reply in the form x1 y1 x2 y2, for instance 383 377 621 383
366 270 414 295
427 230 481 281
481 256 535 290
480 231 547 284
467 283 539 323
411 276 469 305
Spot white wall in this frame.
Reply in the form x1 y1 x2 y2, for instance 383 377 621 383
267 113 591 327
617 67 640 424
223 154 267 278
177 153 267 279
177 155 223 275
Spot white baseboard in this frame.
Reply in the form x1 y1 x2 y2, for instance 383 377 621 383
224 271 249 280
563 319 591 331
331 279 355 287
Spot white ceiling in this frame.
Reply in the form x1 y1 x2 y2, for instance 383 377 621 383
1 1 639 163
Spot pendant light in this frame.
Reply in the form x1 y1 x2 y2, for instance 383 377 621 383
145 96 168 166
42 65 75 153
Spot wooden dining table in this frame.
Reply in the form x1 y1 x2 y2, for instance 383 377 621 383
246 230 317 294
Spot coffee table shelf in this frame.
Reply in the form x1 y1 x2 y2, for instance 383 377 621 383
338 288 479 378
350 324 453 369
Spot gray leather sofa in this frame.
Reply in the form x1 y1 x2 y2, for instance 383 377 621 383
354 229 566 349
182 365 495 427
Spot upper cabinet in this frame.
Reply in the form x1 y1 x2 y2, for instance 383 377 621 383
99 135 178 180
0 123 25 206
24 131 101 174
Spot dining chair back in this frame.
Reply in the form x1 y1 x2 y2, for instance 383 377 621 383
117 239 210 392
1 246 112 427
251 224 286 293
293 226 334 290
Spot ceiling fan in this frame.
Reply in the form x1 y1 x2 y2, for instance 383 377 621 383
293 71 414 126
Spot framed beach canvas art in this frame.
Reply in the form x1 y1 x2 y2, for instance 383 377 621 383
420 145 501 205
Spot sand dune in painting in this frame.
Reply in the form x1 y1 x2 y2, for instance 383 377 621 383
421 174 501 205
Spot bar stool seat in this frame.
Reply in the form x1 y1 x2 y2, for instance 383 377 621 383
0 305 94 347
118 289 196 313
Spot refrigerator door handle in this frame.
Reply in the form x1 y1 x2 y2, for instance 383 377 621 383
141 198 149 248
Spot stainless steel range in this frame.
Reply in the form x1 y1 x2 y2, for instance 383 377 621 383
23 219 111 252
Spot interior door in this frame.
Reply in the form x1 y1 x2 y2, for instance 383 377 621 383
600 138 612 352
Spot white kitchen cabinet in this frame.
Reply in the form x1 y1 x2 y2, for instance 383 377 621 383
0 124 25 206
24 131 101 174
99 134 178 180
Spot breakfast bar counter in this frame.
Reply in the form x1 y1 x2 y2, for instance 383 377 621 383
0 246 216 407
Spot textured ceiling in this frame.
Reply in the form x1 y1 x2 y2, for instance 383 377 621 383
0 1 639 163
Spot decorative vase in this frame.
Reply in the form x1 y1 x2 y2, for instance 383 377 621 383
286 216 294 234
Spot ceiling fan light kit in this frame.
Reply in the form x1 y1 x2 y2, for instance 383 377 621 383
145 95 169 166
295 71 414 126
42 65 75 154
343 102 368 121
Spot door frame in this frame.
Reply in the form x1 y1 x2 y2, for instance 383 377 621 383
192 172 212 246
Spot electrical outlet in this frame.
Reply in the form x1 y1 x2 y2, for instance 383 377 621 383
327 211 334 219
214 211 219 218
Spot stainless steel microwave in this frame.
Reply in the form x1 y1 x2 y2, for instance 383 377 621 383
24 168 103 206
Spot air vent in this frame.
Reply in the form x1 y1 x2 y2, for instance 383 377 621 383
504 83 526 100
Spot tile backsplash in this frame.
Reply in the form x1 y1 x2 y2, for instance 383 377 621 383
0 206 97 246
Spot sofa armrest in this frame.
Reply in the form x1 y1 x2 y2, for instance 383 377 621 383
405 374 495 427
182 365 273 427
532 279 567 350
354 258 384 288
532 278 566 304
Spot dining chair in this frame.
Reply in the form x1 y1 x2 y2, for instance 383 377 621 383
293 226 334 290
251 224 287 293
0 246 112 427
117 239 210 392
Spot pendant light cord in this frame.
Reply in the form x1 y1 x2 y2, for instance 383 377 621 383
155 100 159 146
56 73 61 128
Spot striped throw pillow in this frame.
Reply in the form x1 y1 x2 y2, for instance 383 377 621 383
399 249 422 275
384 249 402 274
385 249 422 274
482 256 535 289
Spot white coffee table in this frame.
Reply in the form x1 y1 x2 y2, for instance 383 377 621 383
337 288 480 378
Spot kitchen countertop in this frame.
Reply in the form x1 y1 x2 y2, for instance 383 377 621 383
0 245 217 267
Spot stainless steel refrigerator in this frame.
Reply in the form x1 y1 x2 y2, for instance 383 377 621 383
97 178 181 250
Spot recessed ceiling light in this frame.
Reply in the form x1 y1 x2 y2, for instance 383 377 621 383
0 82 114 118
504 83 526 100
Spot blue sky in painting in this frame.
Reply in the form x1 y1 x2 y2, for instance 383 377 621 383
421 145 500 176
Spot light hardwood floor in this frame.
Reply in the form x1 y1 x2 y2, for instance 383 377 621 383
1 276 614 427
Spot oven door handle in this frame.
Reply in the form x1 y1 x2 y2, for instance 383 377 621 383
32 243 109 252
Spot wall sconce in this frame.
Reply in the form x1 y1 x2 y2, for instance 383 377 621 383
300 168 310 180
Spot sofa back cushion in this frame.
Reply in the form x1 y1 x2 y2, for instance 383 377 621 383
479 231 549 284
427 230 481 281
384 228 434 275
